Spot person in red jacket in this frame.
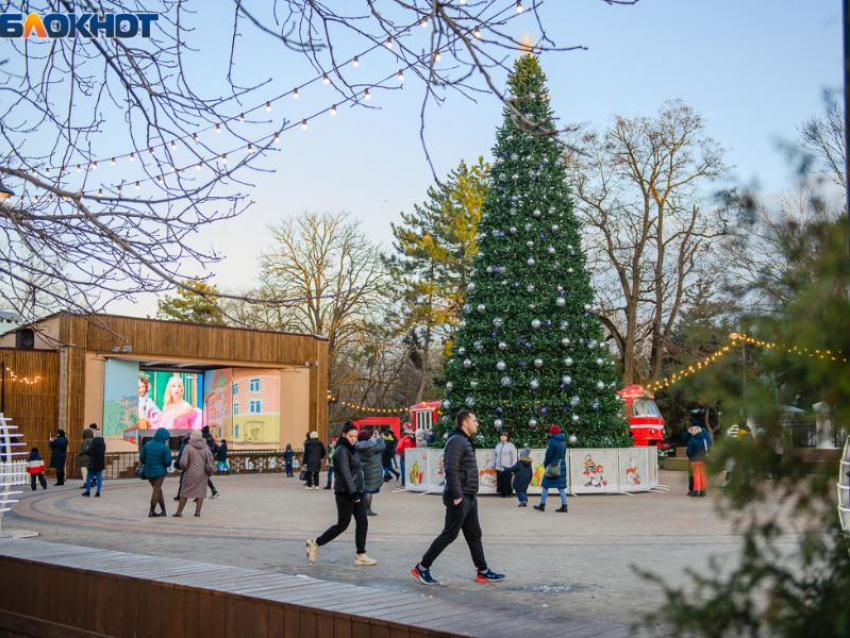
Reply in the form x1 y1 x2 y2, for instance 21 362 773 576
27 448 48 491
395 424 415 487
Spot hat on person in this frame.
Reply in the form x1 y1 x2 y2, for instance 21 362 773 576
309 431 318 439
549 425 562 435
519 447 532 459
402 424 413 435
190 429 203 440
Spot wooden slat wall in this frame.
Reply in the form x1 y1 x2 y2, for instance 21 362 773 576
55 314 329 465
0 348 60 462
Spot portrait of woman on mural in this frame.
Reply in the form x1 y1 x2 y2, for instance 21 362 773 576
158 375 203 430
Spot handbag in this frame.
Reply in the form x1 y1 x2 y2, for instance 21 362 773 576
134 464 146 480
544 461 561 480
299 468 307 481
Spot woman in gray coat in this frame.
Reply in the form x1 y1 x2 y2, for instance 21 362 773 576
174 430 214 517
355 429 385 517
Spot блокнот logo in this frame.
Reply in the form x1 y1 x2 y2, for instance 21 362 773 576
0 13 158 39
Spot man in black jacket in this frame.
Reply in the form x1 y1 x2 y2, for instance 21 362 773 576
411 410 505 585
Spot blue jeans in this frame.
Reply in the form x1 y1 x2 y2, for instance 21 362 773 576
400 456 406 487
539 487 566 506
516 490 528 504
325 468 334 488
216 461 230 474
84 470 103 494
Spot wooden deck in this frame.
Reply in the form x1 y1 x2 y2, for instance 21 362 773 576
0 538 650 638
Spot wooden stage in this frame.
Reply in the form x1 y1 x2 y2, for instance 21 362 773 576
0 538 652 638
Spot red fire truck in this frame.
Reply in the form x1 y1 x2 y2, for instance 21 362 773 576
617 384 666 447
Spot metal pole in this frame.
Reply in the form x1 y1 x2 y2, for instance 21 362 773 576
844 0 850 256
742 341 747 424
0 360 5 415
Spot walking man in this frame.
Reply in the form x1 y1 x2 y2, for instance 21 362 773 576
411 410 505 585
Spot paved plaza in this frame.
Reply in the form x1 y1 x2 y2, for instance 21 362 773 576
7 471 796 628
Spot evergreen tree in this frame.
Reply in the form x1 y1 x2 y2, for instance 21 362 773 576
157 279 226 325
386 158 487 401
438 54 629 448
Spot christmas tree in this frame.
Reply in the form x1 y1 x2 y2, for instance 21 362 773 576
438 53 630 448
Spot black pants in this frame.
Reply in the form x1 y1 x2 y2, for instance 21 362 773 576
306 471 320 487
496 471 513 497
54 469 65 485
421 494 487 571
285 462 293 477
31 474 47 490
317 493 368 554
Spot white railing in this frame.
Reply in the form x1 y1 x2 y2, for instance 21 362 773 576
0 413 27 536
839 438 850 535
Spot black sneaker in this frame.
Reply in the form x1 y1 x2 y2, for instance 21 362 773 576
475 568 505 583
411 563 439 586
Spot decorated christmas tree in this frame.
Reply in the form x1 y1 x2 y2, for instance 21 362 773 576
438 53 630 448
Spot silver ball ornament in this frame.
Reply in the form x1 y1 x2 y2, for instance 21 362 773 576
476 304 486 313
465 396 476 407
496 360 507 371
571 395 580 406
564 357 574 367
445 382 453 390
500 375 512 387
595 358 604 366
531 318 541 329
493 317 504 328
498 341 508 350
556 297 566 307
527 257 536 266
528 418 538 428
494 419 504 430
561 375 572 385
534 358 544 368
463 358 473 368
571 414 580 423
530 378 540 390
568 434 578 444
596 380 606 390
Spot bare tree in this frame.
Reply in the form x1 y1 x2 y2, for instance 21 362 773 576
565 101 728 383
1 1 632 324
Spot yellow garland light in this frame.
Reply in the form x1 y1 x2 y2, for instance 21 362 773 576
647 332 847 392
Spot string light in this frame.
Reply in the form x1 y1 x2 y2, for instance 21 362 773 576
433 50 442 62
129 153 135 162
293 88 300 99
196 162 203 170
247 143 254 154
397 70 405 82
385 37 393 49
193 133 200 142
220 153 228 164
322 73 330 84
516 0 524 13
274 133 281 144
215 123 222 133
420 16 429 28
330 104 337 116
170 140 177 149
134 181 140 190
352 56 360 68
238 113 245 123
647 332 849 392
364 88 371 100
265 101 272 112
473 26 482 39
110 157 116 166
301 119 308 130
339 400 409 414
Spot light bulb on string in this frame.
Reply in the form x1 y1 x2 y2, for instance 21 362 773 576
247 143 254 154
170 140 176 150
516 0 523 13
91 161 98 170
215 123 222 133
433 50 441 62
352 56 360 68
385 37 393 49
293 88 300 99
193 133 200 142
76 164 81 172
156 175 163 184
301 119 308 130
196 162 203 171
322 73 330 85
265 101 272 112
110 157 116 166
330 104 337 116
135 181 140 190
274 133 281 145
364 88 371 101
97 188 103 198
45 167 51 176
397 70 405 82
220 153 228 164
238 113 245 123
420 16 429 28
129 153 135 162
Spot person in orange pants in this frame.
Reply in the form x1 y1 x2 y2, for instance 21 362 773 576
686 425 710 497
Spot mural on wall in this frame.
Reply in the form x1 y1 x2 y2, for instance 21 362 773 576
406 448 430 487
103 359 141 440
230 369 281 444
203 369 233 440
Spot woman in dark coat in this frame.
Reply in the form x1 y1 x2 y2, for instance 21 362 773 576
302 432 326 489
83 432 106 497
355 429 385 516
306 423 376 566
381 433 400 482
534 425 568 513
48 429 68 485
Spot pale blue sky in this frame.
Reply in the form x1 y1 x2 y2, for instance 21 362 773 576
108 0 842 315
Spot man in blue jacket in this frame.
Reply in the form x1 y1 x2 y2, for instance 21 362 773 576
411 410 505 586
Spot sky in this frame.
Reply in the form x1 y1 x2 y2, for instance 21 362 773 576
99 0 842 317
